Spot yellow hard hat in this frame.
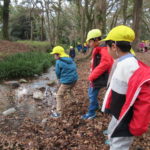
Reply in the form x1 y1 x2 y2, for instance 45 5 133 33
86 29 102 42
70 46 73 49
50 46 69 57
102 25 135 42
84 43 87 46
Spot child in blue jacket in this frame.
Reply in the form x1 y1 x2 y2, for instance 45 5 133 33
50 46 78 118
69 46 76 60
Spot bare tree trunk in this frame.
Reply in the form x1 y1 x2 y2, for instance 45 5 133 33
56 0 62 44
40 3 45 41
30 20 34 40
81 4 86 45
132 0 143 50
41 15 44 41
42 0 52 43
110 8 120 29
122 0 128 25
85 0 95 34
94 0 107 34
2 0 10 40
76 0 83 42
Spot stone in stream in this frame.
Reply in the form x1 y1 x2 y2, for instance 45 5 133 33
43 77 49 80
33 91 44 100
38 87 46 92
19 79 28 83
2 108 16 116
4 81 20 89
47 81 56 86
34 74 39 77
16 87 28 99
12 82 20 89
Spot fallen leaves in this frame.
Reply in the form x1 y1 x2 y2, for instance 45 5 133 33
0 52 150 149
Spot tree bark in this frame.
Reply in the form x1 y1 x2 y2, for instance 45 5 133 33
30 20 34 40
110 7 121 29
81 4 86 45
41 15 44 41
56 0 62 44
122 0 128 25
85 0 95 33
2 0 10 40
132 0 143 50
94 0 107 34
75 0 82 42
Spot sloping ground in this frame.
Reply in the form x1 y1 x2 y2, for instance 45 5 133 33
136 51 150 65
0 52 150 150
0 40 30 58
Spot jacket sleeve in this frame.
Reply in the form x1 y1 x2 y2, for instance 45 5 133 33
88 48 112 81
55 61 61 79
129 82 150 136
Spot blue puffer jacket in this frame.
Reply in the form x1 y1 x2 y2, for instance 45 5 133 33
55 57 78 84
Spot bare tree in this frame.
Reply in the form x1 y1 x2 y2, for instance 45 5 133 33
132 0 143 50
55 0 62 44
2 0 10 40
94 0 107 34
122 0 128 25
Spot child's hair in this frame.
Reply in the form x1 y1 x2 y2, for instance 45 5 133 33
55 53 60 56
106 40 131 52
90 36 102 41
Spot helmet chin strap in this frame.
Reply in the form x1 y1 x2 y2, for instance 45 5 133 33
115 50 119 57
114 41 119 57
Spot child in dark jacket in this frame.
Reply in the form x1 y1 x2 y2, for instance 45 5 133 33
50 46 78 118
102 25 150 150
69 46 76 60
81 29 113 120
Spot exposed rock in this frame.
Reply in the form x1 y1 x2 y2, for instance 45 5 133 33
33 91 44 100
47 81 56 86
15 87 28 99
34 74 39 77
43 77 49 80
38 87 46 92
2 108 16 116
41 118 48 124
4 81 20 89
11 82 20 89
19 79 28 83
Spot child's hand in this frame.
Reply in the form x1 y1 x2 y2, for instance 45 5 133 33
89 81 93 87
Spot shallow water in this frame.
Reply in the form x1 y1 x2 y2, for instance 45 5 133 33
0 66 57 120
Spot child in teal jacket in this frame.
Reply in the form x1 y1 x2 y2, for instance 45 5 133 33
50 46 78 118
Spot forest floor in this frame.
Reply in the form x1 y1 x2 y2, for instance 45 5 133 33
0 40 30 59
0 50 150 150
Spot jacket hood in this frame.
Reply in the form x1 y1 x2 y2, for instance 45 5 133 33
60 57 73 64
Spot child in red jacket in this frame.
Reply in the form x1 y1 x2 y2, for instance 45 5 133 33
81 29 113 119
102 25 150 150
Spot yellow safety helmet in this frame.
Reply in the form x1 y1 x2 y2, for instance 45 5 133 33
102 25 135 42
86 29 102 42
50 46 69 57
84 43 87 46
70 46 73 49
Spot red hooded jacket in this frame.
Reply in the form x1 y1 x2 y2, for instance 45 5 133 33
88 45 113 87
102 60 150 137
